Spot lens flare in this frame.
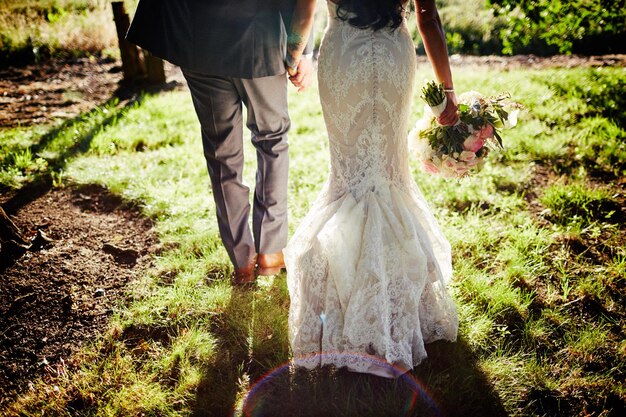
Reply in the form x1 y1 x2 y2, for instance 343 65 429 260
239 352 441 417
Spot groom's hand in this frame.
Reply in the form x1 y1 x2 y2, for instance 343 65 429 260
289 56 313 93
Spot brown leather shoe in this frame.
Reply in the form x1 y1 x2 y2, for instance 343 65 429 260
257 252 286 276
232 256 257 286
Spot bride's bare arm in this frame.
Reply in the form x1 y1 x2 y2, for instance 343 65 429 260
414 0 459 125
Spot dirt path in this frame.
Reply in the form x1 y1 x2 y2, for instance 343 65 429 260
444 53 626 69
0 57 181 406
0 56 185 128
0 185 157 406
0 58 122 128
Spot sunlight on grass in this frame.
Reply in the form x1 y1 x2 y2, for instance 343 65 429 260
541 181 621 226
88 93 198 155
480 355 534 414
457 301 495 351
496 223 552 282
161 327 217 393
4 66 625 416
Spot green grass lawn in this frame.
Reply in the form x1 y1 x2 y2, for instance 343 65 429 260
1 64 625 416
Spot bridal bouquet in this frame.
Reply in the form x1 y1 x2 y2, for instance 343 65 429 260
409 81 522 178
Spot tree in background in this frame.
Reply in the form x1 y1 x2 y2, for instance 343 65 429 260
487 0 626 55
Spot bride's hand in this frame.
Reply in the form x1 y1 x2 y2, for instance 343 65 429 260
438 91 459 126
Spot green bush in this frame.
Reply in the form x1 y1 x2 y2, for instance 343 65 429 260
487 0 626 55
408 0 505 55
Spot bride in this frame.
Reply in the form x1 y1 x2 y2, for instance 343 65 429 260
284 0 460 378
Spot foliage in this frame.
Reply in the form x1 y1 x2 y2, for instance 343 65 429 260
487 0 626 55
407 0 507 55
0 0 138 66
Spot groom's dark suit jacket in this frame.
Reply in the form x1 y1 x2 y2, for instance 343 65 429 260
126 0 312 79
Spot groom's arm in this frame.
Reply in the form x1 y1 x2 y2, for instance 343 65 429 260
286 0 315 92
286 0 315 72
302 20 315 56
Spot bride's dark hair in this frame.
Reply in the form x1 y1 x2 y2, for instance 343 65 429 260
335 0 406 31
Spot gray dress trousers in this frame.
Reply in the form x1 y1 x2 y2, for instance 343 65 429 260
127 0 311 268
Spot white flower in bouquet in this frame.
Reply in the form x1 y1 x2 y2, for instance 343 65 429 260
504 109 519 129
409 106 436 154
459 150 477 163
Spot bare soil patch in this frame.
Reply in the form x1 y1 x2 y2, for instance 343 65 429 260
0 57 122 128
0 56 180 408
0 56 185 128
0 185 158 407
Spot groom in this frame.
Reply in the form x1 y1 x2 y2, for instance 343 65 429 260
126 1 313 284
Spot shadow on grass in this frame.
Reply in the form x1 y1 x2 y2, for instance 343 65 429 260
191 280 507 417
1 80 181 214
1 98 131 214
190 286 255 417
238 338 507 417
0 81 179 271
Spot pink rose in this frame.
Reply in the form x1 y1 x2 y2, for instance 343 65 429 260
459 151 476 162
477 124 494 140
442 156 458 172
463 134 485 153
456 165 469 176
442 155 457 170
422 160 440 174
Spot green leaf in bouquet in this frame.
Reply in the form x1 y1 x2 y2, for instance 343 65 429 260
495 107 509 126
486 113 504 129
493 129 503 148
458 103 470 114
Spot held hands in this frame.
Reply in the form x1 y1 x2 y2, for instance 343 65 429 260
287 56 313 93
438 91 459 126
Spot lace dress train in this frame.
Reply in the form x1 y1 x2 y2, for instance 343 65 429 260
285 2 458 378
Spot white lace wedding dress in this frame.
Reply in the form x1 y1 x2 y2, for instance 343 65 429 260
285 1 458 378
